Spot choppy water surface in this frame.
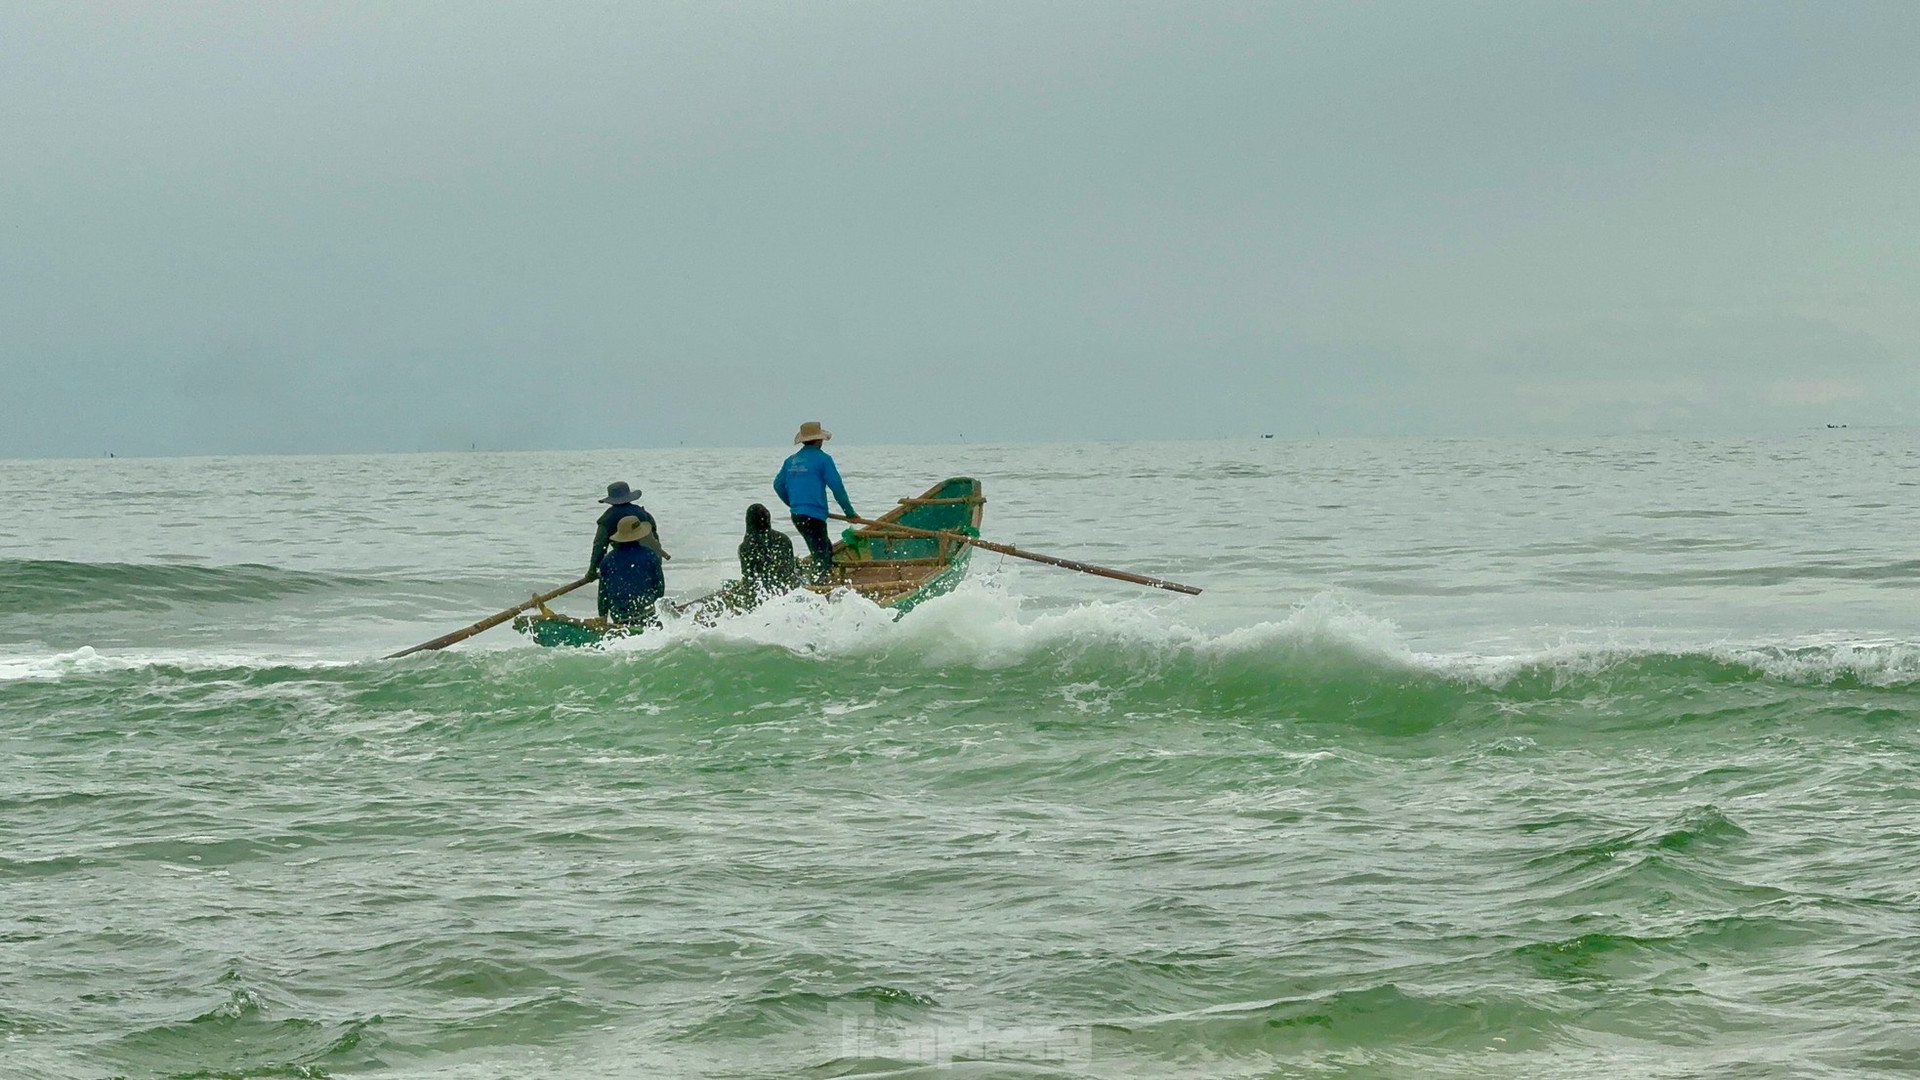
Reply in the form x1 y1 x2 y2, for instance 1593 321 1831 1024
5 434 1920 1079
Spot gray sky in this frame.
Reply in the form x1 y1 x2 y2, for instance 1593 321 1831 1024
3 1 1917 457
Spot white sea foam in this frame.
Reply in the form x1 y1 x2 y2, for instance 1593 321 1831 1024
12 580 1920 689
0 645 163 683
0 644 356 683
591 579 1417 671
705 583 1920 689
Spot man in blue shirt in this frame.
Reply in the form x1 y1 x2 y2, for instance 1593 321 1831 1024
773 421 856 584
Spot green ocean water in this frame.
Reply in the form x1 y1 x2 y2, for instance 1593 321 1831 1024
5 436 1920 1079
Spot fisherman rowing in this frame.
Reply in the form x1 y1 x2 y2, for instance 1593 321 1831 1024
773 421 857 584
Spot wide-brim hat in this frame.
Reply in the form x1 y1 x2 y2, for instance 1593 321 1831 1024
599 481 638 505
610 517 654 543
793 421 832 444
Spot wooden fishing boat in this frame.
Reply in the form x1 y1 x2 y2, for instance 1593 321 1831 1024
512 477 985 648
816 475 985 610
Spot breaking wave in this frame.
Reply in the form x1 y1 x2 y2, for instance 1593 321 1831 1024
9 585 1920 740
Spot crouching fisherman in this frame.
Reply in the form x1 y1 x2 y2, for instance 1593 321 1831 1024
598 516 666 625
738 503 801 600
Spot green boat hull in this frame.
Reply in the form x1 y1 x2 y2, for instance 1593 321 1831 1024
511 612 636 648
885 543 972 616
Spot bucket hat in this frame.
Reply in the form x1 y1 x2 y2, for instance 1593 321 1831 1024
599 481 638 505
610 517 654 543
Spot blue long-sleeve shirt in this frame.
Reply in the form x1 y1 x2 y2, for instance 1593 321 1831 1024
773 445 854 521
598 541 664 621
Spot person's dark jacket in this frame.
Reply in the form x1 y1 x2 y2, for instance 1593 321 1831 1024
589 504 664 578
598 541 665 622
738 503 800 596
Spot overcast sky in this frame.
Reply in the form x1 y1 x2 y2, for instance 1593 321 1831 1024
3 1 1917 457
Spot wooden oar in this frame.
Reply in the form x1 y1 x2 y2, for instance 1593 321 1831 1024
385 575 592 659
831 515 1201 595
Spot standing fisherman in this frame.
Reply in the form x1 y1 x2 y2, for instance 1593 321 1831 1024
588 481 668 587
773 421 856 584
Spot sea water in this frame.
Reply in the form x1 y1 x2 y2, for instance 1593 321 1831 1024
4 434 1919 1079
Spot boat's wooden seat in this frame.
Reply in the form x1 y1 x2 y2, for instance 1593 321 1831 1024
834 557 948 569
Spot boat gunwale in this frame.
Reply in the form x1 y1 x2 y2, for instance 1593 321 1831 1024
829 476 983 610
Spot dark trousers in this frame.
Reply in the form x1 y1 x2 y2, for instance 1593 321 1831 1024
792 514 833 582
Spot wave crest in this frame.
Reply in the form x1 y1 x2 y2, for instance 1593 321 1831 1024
0 558 366 614
12 585 1920 737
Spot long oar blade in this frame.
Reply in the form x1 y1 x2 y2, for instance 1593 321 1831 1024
832 515 1201 595
385 574 592 659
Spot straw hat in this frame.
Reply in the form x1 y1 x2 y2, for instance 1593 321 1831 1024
792 421 832 444
610 517 654 543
